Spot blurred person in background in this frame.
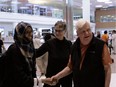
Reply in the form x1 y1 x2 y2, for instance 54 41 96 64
0 33 6 54
37 33 55 75
34 33 55 76
33 34 42 75
35 21 73 87
101 30 109 46
111 30 116 54
33 33 55 87
96 31 101 38
50 19 112 87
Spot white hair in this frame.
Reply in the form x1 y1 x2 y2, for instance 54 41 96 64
76 19 90 31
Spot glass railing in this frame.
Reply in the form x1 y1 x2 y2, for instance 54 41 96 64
0 5 63 19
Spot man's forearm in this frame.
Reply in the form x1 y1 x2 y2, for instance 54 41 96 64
104 64 111 87
56 66 72 80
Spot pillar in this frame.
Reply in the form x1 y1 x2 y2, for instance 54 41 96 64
12 0 18 13
63 0 73 41
82 0 90 22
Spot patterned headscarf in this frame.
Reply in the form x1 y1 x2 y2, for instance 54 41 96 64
14 22 34 58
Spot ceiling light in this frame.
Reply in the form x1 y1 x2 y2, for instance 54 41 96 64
58 0 63 1
11 1 21 4
108 4 113 6
28 0 48 4
97 0 110 2
105 1 112 3
53 8 59 10
20 7 29 9
0 0 10 2
95 5 102 8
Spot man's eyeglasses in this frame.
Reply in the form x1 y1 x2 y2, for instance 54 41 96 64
54 29 64 33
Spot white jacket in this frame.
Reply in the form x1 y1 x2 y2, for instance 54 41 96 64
33 38 48 74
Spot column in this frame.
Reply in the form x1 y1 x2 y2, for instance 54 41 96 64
12 0 18 13
82 0 90 22
82 0 95 33
63 0 73 41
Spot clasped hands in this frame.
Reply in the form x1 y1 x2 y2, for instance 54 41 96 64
41 75 59 86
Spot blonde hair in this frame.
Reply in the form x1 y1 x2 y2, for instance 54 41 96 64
76 19 90 32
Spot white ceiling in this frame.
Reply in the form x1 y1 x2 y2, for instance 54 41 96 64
73 0 116 10
0 0 116 16
73 0 116 15
0 0 116 8
33 0 116 15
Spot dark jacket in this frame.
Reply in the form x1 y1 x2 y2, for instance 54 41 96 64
71 36 105 87
2 43 36 87
0 39 3 53
36 37 72 77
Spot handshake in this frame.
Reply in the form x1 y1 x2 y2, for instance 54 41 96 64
40 75 59 86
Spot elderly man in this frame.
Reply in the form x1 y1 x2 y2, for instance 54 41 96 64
50 19 112 87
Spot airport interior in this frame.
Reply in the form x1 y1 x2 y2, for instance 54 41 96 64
0 0 116 87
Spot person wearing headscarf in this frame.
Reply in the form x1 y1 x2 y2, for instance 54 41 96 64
1 21 52 87
1 22 37 87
